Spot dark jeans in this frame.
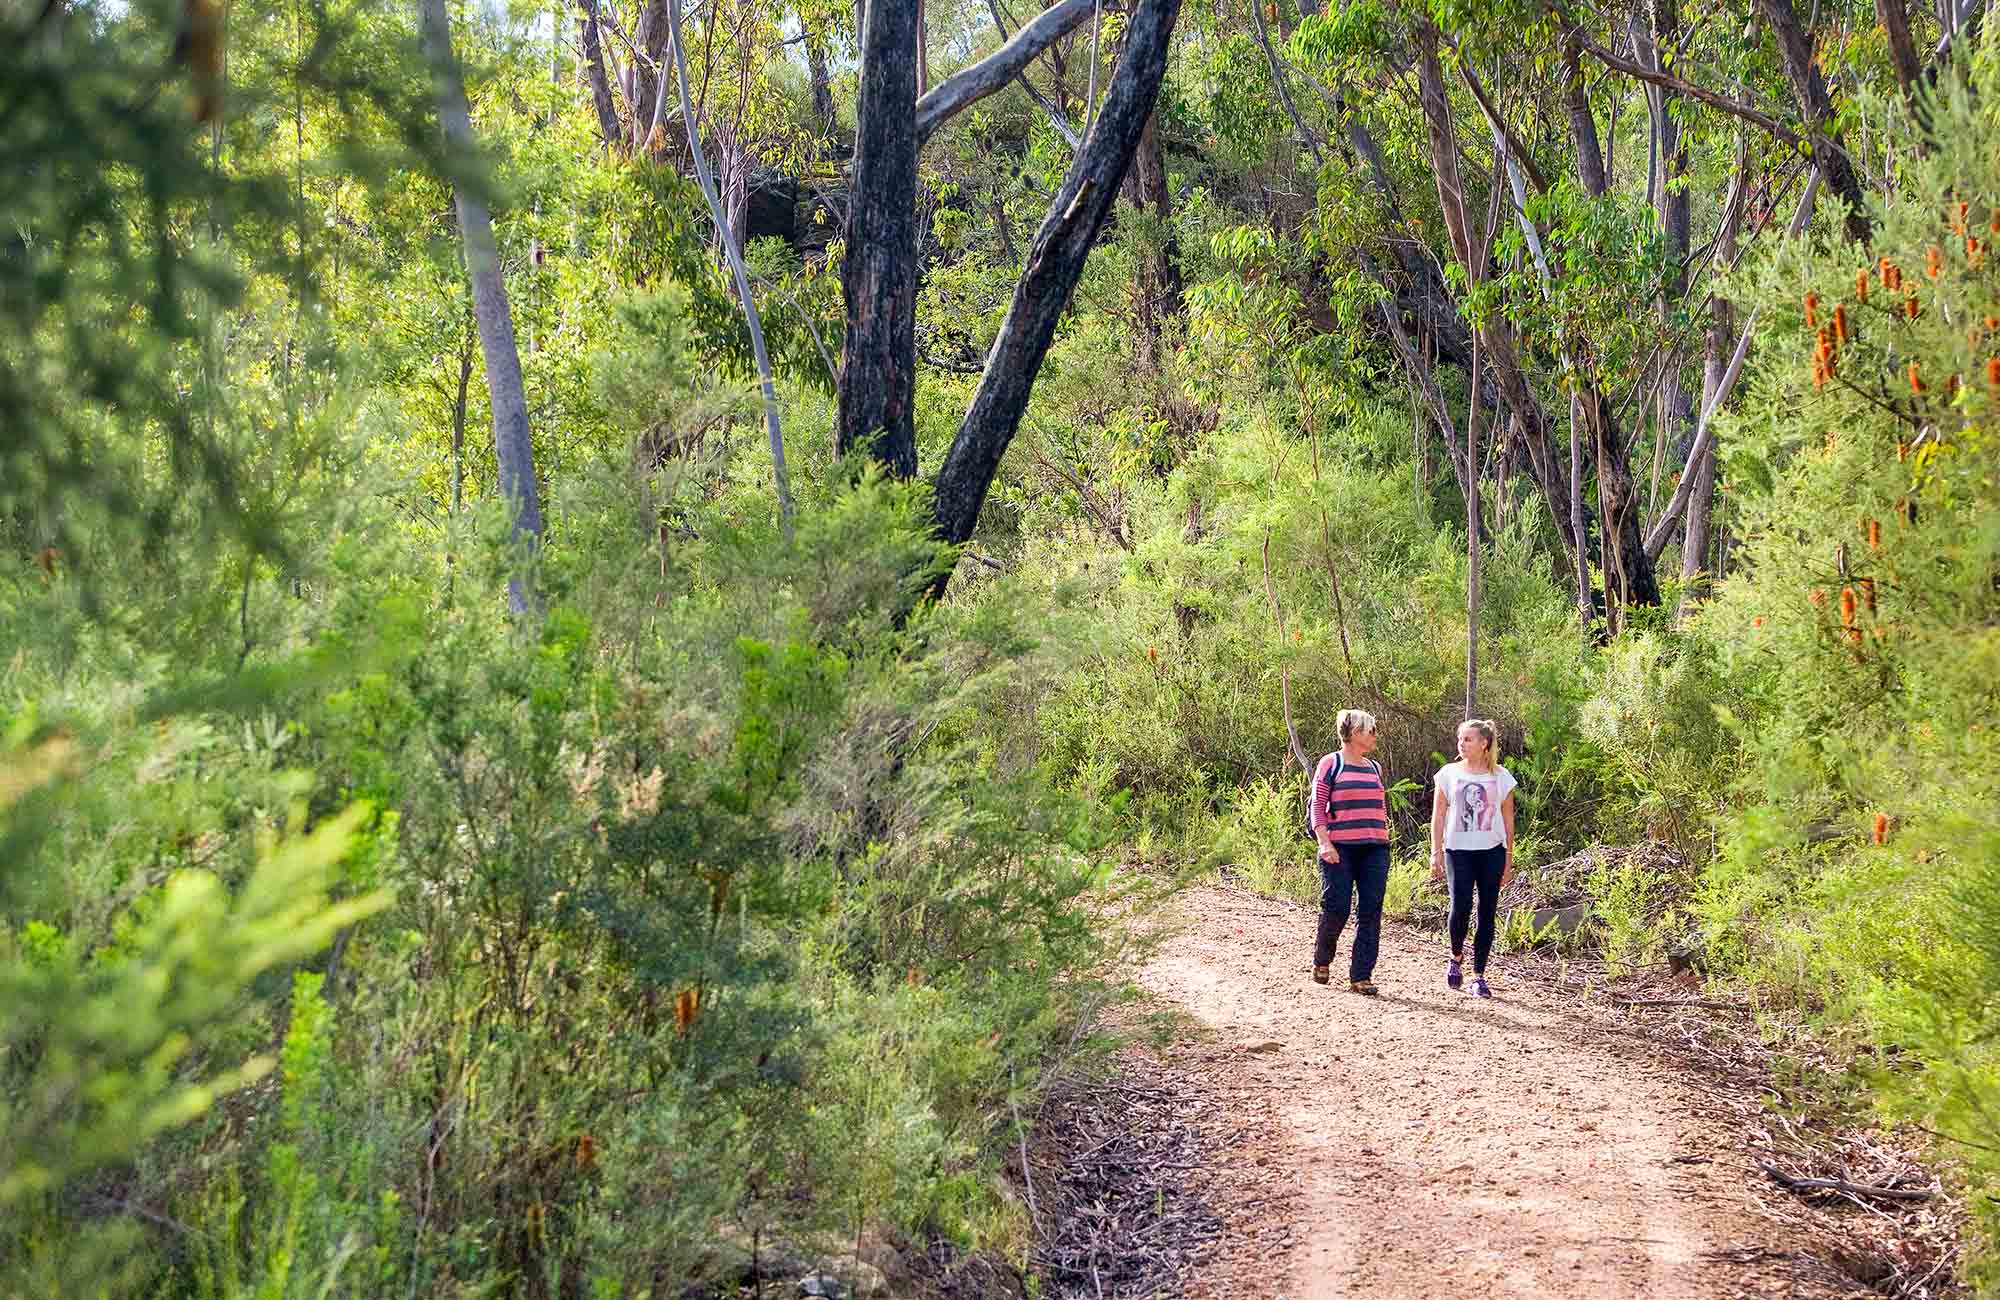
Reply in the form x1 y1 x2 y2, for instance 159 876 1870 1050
1447 845 1507 974
1313 842 1390 980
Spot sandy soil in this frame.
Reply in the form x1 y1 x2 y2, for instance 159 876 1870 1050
1131 882 1867 1300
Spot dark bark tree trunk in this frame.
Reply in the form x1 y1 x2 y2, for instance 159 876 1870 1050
418 0 543 608
931 0 1183 548
578 0 623 149
1125 111 1182 369
1754 0 1873 244
1877 0 1923 114
837 0 921 477
1583 389 1660 613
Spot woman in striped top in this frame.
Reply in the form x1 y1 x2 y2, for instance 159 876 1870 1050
1309 708 1392 995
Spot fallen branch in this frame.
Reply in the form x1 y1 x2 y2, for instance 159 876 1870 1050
1759 1160 1937 1203
1612 997 1752 1011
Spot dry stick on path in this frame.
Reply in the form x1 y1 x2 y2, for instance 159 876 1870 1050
1758 1161 1937 1203
666 0 793 541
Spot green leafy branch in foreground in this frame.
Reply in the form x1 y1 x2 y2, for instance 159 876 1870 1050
0 759 389 1206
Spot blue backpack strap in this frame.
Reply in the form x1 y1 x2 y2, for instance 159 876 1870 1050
1323 752 1344 830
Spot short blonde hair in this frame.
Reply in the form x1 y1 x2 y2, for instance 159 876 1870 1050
1337 709 1378 741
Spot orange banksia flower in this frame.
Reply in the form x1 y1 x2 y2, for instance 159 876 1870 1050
1841 587 1857 627
1805 291 1820 328
1811 358 1828 390
1987 356 2000 387
1897 441 1909 462
1866 517 1881 549
1926 245 1943 278
674 987 700 1032
1815 329 1834 363
1909 362 1925 393
1948 374 1962 401
1872 812 1891 845
1147 645 1157 663
1905 293 1921 320
1955 200 1971 233
1856 268 1871 301
1752 616 1764 628
575 1134 597 1171
1832 304 1849 345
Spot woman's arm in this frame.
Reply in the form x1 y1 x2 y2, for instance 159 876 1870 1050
1428 776 1448 879
1500 789 1517 886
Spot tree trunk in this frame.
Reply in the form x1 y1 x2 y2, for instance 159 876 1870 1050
1126 111 1181 369
1409 28 1573 559
1465 335 1483 716
578 0 623 149
666 0 793 538
931 0 1183 549
1754 0 1873 244
1878 0 1923 114
918 0 1095 148
1550 40 1659 616
836 0 921 477
1650 0 1694 493
418 0 543 611
807 37 837 139
1584 388 1660 616
1561 36 1606 198
1680 141 1751 605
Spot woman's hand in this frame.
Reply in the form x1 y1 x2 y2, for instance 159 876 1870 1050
1500 849 1515 890
1429 848 1444 883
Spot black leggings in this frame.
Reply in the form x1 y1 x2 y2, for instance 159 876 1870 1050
1447 845 1506 974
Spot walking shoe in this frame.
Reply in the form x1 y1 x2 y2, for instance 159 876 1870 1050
1446 957 1463 990
1349 979 1379 997
1312 964 1330 985
1473 975 1492 999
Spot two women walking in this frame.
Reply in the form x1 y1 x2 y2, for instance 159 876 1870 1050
1308 712 1518 997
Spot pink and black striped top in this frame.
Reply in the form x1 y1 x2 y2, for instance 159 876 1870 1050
1311 751 1390 850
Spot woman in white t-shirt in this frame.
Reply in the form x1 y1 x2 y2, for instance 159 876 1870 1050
1427 719 1517 998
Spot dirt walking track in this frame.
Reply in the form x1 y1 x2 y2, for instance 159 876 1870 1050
1132 883 1862 1300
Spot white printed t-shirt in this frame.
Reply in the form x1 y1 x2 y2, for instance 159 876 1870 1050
1437 762 1517 851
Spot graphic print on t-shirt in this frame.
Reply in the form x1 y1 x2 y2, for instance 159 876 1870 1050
1456 777 1498 834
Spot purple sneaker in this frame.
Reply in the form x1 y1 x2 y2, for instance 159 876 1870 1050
1473 975 1492 999
1446 958 1463 990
